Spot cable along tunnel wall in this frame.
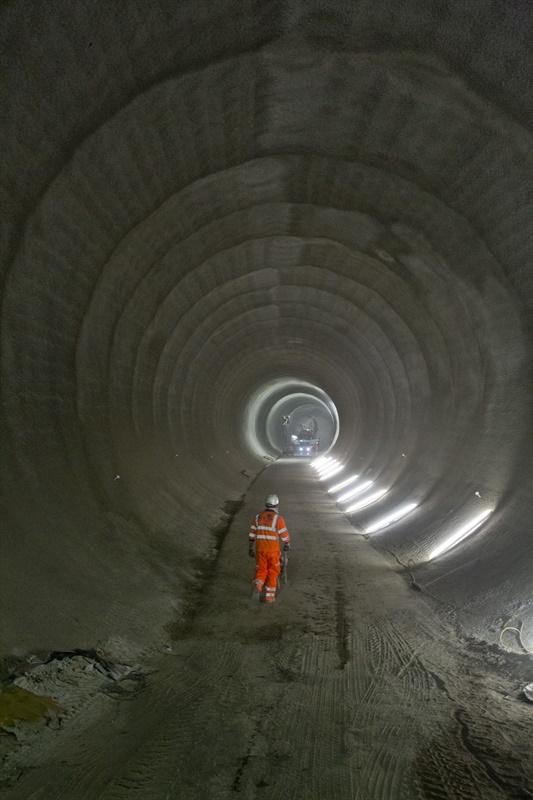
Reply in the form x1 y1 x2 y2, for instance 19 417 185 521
0 0 532 659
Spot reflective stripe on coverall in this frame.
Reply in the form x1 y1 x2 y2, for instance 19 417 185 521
249 509 290 602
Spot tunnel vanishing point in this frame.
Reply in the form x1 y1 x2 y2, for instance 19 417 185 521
1 1 532 662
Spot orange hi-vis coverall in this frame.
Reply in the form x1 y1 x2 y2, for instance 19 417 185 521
249 509 290 603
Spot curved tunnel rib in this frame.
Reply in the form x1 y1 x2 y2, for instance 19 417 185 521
0 0 532 662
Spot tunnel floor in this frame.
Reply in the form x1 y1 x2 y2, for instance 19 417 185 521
2 462 532 799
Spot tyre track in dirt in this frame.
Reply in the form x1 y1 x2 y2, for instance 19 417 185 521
349 610 513 800
267 636 357 800
96 642 248 800
4 641 244 800
413 723 506 800
3 461 531 799
454 708 533 799
343 618 433 800
410 630 533 799
335 587 350 670
322 502 517 800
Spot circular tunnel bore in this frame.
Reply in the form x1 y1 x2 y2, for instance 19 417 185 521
244 380 339 458
0 1 532 659
273 400 336 455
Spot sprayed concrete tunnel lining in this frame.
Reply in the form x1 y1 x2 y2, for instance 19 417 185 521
1 1 533 665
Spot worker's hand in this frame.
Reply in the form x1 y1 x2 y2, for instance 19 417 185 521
248 548 255 558
283 544 290 551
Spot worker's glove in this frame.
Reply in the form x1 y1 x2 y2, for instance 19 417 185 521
283 544 290 551
248 548 255 558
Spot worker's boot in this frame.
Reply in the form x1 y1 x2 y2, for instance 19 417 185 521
251 587 260 604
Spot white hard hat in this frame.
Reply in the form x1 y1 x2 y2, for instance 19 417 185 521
265 494 279 508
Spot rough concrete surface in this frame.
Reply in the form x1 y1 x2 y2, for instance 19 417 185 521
1 464 532 798
0 0 533 796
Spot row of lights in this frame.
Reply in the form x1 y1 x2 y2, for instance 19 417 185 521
311 456 493 560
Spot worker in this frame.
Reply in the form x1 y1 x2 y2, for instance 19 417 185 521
248 494 290 604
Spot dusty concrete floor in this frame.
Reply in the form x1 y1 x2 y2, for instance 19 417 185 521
2 462 532 799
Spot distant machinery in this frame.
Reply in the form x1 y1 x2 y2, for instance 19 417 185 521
283 417 319 456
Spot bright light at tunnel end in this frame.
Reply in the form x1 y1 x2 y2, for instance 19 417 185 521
429 509 493 560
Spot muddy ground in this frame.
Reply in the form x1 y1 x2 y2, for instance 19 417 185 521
1 462 532 799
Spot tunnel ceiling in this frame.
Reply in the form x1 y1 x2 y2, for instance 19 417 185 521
1 1 532 657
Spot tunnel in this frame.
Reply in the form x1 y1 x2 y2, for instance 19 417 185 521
1 1 532 797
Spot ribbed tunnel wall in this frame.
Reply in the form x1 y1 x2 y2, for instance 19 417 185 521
1 1 532 659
